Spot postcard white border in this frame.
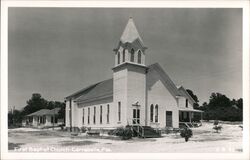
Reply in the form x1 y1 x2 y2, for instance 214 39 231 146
1 1 249 160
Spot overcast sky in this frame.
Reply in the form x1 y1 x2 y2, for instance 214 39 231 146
8 8 242 110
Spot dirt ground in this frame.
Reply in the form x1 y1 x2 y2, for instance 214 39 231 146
8 122 243 153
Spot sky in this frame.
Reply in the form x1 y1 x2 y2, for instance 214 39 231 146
8 8 242 110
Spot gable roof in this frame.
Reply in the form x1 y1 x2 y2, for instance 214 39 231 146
148 63 196 104
66 79 113 103
27 108 60 117
75 78 113 103
65 63 195 105
177 86 196 104
147 63 180 98
65 83 99 100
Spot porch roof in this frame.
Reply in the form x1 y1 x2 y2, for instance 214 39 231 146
179 107 203 112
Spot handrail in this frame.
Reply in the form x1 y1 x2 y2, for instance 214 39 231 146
132 119 144 138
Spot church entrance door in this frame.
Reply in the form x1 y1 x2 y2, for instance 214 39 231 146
166 111 173 127
132 109 140 125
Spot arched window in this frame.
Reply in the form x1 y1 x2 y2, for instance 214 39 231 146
155 105 158 123
122 49 125 62
150 104 154 122
117 52 120 64
130 48 134 62
138 50 142 64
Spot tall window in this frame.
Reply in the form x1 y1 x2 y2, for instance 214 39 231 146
155 105 158 123
93 107 96 124
118 102 121 122
122 49 125 62
69 100 72 128
185 99 188 108
133 109 140 124
138 50 142 64
150 104 154 122
82 108 85 124
107 104 110 123
117 52 120 64
130 48 134 62
88 108 90 124
100 105 103 124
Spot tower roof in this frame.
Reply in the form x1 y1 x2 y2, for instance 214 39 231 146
120 18 145 46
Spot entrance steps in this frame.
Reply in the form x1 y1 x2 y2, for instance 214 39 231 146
132 126 161 138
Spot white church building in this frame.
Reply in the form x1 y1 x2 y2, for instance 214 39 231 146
65 18 202 132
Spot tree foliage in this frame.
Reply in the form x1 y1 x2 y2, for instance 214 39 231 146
201 93 242 121
8 110 23 127
8 93 65 126
186 89 199 108
22 93 48 115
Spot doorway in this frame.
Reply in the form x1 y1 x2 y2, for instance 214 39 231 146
166 111 173 127
132 109 140 125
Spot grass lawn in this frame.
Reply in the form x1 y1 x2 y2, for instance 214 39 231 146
8 122 242 153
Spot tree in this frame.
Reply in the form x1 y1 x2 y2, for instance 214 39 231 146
22 93 48 115
57 103 66 120
8 109 23 126
201 92 243 121
236 98 243 110
186 89 199 108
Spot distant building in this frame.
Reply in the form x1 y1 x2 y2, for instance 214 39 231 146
24 108 63 128
65 18 202 132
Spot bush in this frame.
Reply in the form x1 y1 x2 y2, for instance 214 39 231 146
213 125 222 133
110 127 133 140
180 128 193 142
214 120 219 125
59 124 65 130
81 126 88 133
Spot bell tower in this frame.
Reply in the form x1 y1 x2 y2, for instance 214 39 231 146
113 17 147 67
112 18 148 126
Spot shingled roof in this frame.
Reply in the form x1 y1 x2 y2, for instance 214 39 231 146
75 79 113 103
27 108 60 117
66 63 195 104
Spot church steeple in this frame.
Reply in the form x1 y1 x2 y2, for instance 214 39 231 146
114 18 147 67
120 17 145 47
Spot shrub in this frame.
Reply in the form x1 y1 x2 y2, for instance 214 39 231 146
213 120 222 133
59 124 65 130
110 127 133 140
81 126 88 133
213 125 222 133
214 120 219 125
180 128 193 142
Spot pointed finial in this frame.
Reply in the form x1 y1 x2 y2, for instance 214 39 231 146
120 17 144 45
